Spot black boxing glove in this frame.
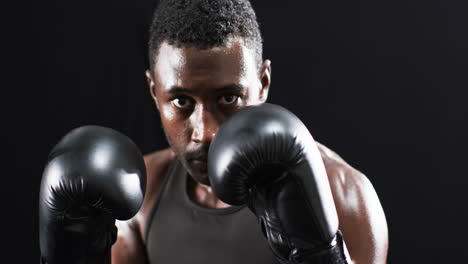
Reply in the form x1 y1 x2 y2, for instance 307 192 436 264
208 104 348 264
39 126 146 264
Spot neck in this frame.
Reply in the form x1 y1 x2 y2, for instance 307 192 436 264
186 175 232 209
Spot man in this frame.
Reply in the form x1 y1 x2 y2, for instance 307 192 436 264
114 0 388 262
39 0 388 263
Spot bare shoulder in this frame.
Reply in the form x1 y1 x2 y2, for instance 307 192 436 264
316 142 369 206
316 142 380 214
316 142 389 264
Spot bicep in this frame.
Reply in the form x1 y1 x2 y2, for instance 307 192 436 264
112 220 148 264
333 172 389 264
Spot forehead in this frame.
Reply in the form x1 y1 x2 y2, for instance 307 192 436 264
153 37 258 89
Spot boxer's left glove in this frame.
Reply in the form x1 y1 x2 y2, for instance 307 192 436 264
208 103 348 264
39 126 146 264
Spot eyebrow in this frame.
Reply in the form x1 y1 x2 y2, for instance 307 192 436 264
165 83 246 94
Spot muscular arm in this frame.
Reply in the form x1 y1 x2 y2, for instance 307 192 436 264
318 143 389 264
111 149 175 264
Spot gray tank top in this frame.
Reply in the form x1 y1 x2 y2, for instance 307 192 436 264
145 158 278 264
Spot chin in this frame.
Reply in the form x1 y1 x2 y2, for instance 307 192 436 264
182 160 211 186
188 167 211 186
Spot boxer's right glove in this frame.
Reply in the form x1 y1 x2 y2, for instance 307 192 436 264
39 126 146 264
208 103 348 264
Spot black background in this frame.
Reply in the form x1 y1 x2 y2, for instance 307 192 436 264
6 0 467 263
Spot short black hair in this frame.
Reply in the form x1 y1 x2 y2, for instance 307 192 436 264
148 0 263 71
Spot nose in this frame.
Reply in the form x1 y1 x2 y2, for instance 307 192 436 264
190 105 222 145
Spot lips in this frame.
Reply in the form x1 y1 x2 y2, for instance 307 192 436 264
186 146 209 173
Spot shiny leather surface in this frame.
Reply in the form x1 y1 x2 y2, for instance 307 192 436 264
39 125 146 264
208 103 340 263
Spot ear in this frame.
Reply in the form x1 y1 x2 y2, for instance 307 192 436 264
146 69 159 110
258 59 271 103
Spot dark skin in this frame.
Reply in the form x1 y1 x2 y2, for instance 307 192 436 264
111 36 389 264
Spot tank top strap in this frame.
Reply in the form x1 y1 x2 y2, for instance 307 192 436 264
144 157 178 242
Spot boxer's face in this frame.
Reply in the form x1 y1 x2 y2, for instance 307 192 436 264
146 36 271 185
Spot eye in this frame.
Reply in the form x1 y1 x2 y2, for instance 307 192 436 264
171 97 193 109
219 95 239 105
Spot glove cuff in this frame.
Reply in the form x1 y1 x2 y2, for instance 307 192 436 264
286 230 349 264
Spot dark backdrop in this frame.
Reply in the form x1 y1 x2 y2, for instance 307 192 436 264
6 0 467 263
